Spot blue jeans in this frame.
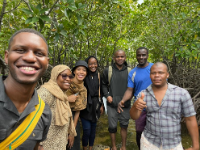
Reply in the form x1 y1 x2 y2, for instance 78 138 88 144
80 117 97 147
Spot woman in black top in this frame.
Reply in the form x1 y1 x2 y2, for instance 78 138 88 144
80 56 104 150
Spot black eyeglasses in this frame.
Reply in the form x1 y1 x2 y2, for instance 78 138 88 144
60 74 74 80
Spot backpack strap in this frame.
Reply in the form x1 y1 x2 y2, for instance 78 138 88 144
0 95 45 150
98 72 101 102
108 66 112 86
108 66 131 85
127 67 131 74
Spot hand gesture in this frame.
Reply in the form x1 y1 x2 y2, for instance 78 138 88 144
38 145 44 150
67 135 74 149
68 95 78 102
100 105 104 115
134 93 146 111
107 96 113 103
117 100 124 113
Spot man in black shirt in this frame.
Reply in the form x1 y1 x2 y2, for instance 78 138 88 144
102 50 131 150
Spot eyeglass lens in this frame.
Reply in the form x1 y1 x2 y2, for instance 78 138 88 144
61 74 74 80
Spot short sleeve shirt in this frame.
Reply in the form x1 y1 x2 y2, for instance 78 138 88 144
128 63 153 97
137 83 196 149
0 76 52 150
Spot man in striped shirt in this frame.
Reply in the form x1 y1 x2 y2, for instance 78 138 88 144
130 62 199 150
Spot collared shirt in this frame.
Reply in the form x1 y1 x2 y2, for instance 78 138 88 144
136 83 196 149
0 76 52 150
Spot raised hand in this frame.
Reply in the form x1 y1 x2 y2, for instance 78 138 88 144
134 92 146 111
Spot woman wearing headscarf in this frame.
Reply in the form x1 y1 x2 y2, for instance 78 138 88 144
66 60 88 150
37 65 76 150
80 56 104 150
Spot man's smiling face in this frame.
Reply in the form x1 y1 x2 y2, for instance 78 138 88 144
136 49 148 67
4 32 49 85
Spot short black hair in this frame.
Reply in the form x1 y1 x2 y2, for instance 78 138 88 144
85 56 98 63
136 47 149 54
113 49 126 57
8 28 48 51
151 62 169 73
85 56 99 66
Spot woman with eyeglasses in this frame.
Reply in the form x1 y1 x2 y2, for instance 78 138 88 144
80 56 104 150
66 60 88 150
37 65 76 150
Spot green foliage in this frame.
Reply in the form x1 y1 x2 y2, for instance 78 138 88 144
128 0 200 64
0 0 199 68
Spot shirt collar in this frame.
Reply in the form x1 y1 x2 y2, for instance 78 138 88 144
146 83 177 92
146 83 178 107
20 90 39 119
113 63 127 71
0 76 39 117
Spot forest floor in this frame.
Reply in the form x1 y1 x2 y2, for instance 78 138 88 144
80 114 200 150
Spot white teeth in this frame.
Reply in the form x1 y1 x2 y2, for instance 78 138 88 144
21 67 35 71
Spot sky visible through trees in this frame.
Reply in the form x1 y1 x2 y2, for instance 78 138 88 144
0 0 199 146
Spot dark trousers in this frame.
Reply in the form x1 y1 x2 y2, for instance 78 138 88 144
135 110 146 150
80 117 97 147
136 131 142 150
